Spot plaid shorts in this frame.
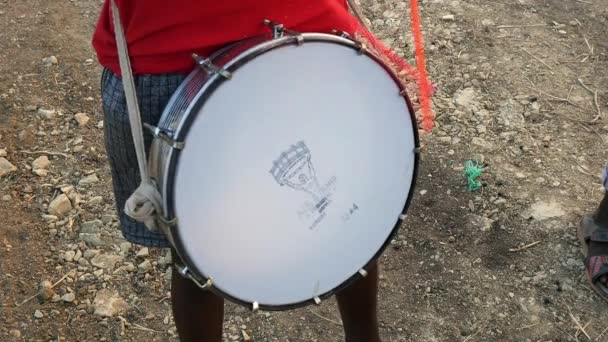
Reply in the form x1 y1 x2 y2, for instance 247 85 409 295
101 68 187 248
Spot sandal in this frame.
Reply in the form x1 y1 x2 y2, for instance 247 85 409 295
578 215 608 303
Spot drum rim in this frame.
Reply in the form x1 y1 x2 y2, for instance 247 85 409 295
163 32 421 311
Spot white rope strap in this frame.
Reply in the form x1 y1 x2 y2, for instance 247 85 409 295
110 0 163 232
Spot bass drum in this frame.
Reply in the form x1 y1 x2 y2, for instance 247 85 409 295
148 26 419 311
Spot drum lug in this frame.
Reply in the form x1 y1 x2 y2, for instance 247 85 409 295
264 19 285 39
143 123 185 150
358 269 368 277
263 19 304 45
399 214 408 220
192 53 232 79
313 296 322 305
331 29 366 54
175 263 213 290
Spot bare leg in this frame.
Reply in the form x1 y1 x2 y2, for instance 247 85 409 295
336 261 381 342
171 251 225 342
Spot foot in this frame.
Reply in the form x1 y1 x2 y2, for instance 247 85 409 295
579 215 608 300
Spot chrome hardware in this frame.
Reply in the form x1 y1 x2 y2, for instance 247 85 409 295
331 29 352 39
264 19 285 39
313 296 322 305
143 123 185 149
263 19 304 45
358 269 368 277
399 214 407 220
175 264 213 290
192 53 232 79
331 29 366 54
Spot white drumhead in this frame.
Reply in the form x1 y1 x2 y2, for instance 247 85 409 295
173 38 416 307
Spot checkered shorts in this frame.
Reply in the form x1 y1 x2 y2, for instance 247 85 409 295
101 68 187 248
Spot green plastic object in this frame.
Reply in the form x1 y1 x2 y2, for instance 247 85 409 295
464 160 484 192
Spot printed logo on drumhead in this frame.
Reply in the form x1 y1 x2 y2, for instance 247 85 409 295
270 141 336 230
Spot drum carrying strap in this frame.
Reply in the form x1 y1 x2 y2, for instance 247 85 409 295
109 0 163 232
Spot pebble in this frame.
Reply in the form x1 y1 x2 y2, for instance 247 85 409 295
448 236 456 243
442 14 455 21
43 55 58 65
138 260 152 272
0 148 6 157
96 120 104 129
91 253 123 270
80 220 103 233
2 194 11 201
9 329 21 338
61 292 76 303
79 174 99 186
37 108 56 119
120 242 132 254
93 289 129 317
34 309 44 319
74 249 82 262
136 247 149 258
74 113 90 127
38 280 55 302
32 156 51 176
64 250 76 262
0 157 17 177
48 194 72 217
88 196 103 206
83 249 100 259
25 105 37 112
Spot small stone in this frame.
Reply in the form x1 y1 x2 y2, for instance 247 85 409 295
96 120 104 129
74 249 82 262
79 174 99 186
93 289 129 317
33 168 49 177
138 260 152 272
61 292 76 303
442 14 455 21
79 233 102 247
101 214 114 225
34 309 44 319
120 242 132 254
64 250 76 262
25 105 37 112
74 113 90 127
2 195 11 201
43 55 58 65
0 157 17 177
558 30 567 35
9 329 21 338
32 156 50 170
38 280 55 302
448 236 456 243
136 247 149 258
91 253 123 270
242 330 251 341
80 220 103 233
88 196 103 206
37 108 56 119
48 194 72 217
471 137 495 151
83 250 100 261
0 148 6 157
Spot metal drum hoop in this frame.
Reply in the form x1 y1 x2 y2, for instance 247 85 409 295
151 24 421 311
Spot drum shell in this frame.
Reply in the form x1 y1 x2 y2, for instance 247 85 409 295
148 32 421 310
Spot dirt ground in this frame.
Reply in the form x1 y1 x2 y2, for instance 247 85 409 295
1 0 608 341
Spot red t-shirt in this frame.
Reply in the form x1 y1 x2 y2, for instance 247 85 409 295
92 0 362 76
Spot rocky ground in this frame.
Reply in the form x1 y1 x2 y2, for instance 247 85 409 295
1 0 608 341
